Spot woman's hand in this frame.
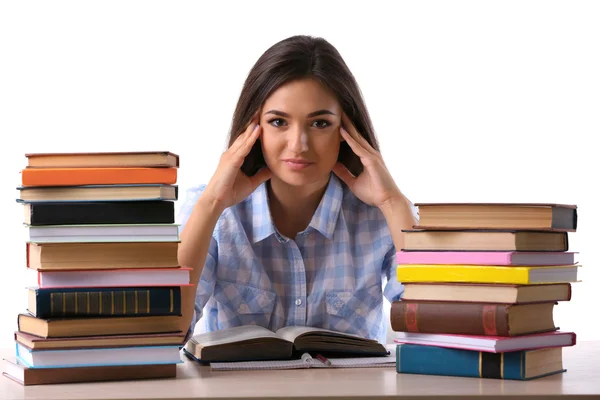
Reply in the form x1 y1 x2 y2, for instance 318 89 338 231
203 117 272 210
332 113 403 210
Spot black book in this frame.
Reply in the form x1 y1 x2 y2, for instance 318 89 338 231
24 201 174 225
28 286 182 319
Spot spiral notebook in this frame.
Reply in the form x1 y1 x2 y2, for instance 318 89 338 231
210 352 396 371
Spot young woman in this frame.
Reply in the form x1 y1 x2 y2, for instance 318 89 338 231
177 35 418 344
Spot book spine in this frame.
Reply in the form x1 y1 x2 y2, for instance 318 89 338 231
32 287 181 318
21 167 177 186
390 301 510 336
396 344 526 380
396 264 529 284
27 201 175 225
396 251 512 265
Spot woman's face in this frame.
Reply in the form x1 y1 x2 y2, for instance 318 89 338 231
259 78 342 187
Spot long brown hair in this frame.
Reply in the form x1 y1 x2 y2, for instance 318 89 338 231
228 35 379 177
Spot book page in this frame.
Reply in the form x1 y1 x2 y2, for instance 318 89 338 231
210 358 311 371
190 325 281 347
210 353 396 371
275 326 362 343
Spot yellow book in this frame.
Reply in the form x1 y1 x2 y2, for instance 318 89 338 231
396 264 579 284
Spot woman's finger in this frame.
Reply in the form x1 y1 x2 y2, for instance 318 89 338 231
341 113 378 156
230 117 258 152
340 126 372 159
236 123 262 156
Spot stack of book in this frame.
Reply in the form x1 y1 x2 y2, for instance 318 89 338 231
391 203 578 381
3 151 189 386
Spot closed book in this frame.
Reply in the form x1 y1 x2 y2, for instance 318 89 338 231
402 229 568 252
393 331 576 353
2 357 176 385
23 201 175 225
26 223 180 243
413 203 577 232
25 151 179 169
15 331 186 350
15 343 182 369
17 313 182 338
400 283 571 304
17 184 178 203
28 286 182 319
396 344 566 380
396 264 578 284
36 268 191 289
27 242 179 271
390 300 557 336
21 167 177 187
396 251 577 266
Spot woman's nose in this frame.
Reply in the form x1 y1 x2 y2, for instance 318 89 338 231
287 126 309 153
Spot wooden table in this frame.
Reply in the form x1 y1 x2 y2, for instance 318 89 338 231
2 341 599 399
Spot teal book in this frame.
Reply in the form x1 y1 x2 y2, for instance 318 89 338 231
396 344 566 380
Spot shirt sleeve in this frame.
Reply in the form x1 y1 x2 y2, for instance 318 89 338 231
382 201 420 303
177 184 219 342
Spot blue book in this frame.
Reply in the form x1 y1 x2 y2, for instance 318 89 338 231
396 344 566 380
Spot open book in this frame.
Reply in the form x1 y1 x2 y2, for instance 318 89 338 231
183 325 389 363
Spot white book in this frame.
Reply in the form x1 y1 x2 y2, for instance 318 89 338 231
16 344 182 368
26 224 180 243
210 352 396 371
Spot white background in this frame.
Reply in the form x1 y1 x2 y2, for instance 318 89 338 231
0 1 598 349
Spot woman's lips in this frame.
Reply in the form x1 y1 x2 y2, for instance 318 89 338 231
283 159 313 170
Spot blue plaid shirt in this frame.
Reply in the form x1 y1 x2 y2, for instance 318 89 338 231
177 173 418 344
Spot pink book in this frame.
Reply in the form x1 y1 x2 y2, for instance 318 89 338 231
37 268 192 288
393 331 576 353
396 251 576 266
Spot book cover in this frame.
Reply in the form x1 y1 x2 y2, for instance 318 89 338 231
21 167 177 186
396 251 577 266
36 268 191 289
396 264 579 284
402 229 568 252
393 331 576 353
412 203 577 232
24 201 175 225
15 343 182 368
2 357 176 385
17 184 178 203
396 344 566 380
17 313 182 338
27 241 180 270
390 300 557 336
400 282 572 304
25 151 179 169
28 286 183 319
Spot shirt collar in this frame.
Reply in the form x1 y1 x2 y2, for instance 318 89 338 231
251 173 343 243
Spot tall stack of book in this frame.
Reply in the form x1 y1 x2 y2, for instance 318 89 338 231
391 203 578 381
3 151 189 386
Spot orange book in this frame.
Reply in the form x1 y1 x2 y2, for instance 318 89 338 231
21 167 177 186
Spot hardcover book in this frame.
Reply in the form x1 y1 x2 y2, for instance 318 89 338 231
184 325 388 363
412 203 577 232
396 344 566 380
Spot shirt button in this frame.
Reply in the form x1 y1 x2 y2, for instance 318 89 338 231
295 299 302 306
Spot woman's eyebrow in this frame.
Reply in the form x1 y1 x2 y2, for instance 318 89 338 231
263 109 337 118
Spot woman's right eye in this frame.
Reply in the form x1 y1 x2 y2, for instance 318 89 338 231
267 118 287 127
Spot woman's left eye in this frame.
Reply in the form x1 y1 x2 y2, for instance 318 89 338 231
311 120 331 129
